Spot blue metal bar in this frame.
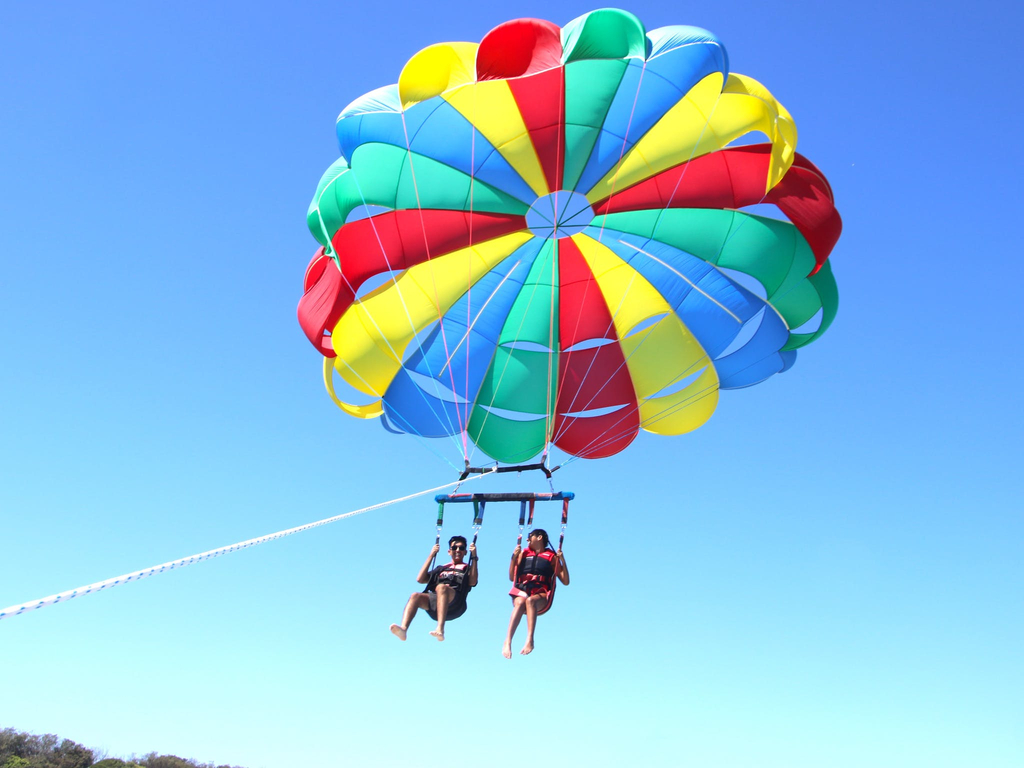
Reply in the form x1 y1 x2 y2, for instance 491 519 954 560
435 491 574 503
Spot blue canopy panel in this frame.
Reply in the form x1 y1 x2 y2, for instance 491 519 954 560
587 226 763 358
380 238 545 437
336 95 538 206
572 34 729 196
644 26 728 88
713 306 793 389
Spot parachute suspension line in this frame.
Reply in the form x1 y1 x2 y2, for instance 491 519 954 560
563 349 718 460
595 58 648 246
511 498 535 589
399 110 469 460
552 59 737 452
550 238 602 442
463 249 553 468
557 346 715 461
0 472 495 622
429 498 446 571
543 237 558 458
313 176 469 450
435 263 529 466
646 80 724 244
554 198 769 455
324 292 462 470
468 500 486 568
551 72 791 459
313 203 335 258
310 170 350 256
340 171 467 459
556 61 678 453
544 71 568 459
439 261 524 377
463 84 479 459
460 71 568 466
594 73 782 402
558 496 569 552
559 94 800 461
618 241 743 322
646 81 784 298
561 375 720 463
548 249 643 444
323 358 460 473
549 235 742 451
545 61 652 453
550 267 644 445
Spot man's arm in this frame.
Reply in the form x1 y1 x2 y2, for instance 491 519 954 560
468 542 479 587
555 549 570 585
416 544 441 584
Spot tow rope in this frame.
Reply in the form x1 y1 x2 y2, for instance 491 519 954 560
1 473 492 621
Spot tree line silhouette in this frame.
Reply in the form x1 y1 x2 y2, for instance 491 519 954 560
1 728 247 768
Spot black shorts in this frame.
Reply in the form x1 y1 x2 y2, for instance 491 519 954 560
425 590 467 621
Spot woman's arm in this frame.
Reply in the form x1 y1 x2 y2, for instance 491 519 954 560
556 549 570 585
508 545 522 581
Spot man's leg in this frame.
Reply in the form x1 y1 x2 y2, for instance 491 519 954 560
503 596 527 659
430 584 453 641
520 593 547 655
390 592 430 641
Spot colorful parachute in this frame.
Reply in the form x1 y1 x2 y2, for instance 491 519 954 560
299 9 841 464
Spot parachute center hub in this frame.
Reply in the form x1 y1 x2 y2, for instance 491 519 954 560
525 190 596 239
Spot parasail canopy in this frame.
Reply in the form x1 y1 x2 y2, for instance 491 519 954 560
299 9 842 464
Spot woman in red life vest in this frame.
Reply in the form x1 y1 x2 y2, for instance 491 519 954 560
503 528 569 658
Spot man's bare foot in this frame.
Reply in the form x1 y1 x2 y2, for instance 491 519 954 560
502 640 513 659
389 624 407 641
430 629 445 642
520 640 534 655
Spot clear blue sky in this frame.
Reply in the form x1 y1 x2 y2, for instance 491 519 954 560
2 1 1021 766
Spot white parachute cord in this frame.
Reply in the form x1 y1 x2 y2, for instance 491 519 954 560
0 472 494 621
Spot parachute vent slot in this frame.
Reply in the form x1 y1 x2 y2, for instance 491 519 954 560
623 314 667 338
789 307 823 335
558 404 627 419
716 309 765 359
563 337 615 352
499 340 555 353
647 367 707 400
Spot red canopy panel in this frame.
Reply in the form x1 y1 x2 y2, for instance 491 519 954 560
592 145 842 273
476 18 564 80
552 237 639 458
297 210 525 355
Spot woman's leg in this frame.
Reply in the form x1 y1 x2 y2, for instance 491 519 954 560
503 596 527 659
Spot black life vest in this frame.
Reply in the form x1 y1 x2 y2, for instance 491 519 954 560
515 548 557 592
426 562 471 595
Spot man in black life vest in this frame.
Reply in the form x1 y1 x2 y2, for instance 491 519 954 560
390 535 478 642
503 528 569 658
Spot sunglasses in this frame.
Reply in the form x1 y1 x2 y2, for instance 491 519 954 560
450 545 467 551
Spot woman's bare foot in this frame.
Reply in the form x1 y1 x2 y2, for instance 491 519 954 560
389 624 407 641
520 640 534 655
430 629 445 641
502 640 513 659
